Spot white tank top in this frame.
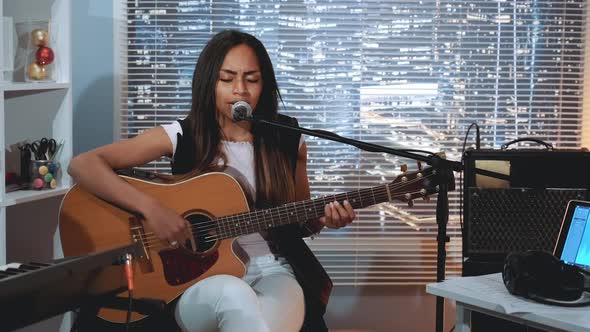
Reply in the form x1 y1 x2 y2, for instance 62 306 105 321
161 121 303 257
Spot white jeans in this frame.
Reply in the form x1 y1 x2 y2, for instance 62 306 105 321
174 255 305 332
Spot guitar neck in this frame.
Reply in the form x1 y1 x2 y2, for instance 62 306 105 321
215 184 392 239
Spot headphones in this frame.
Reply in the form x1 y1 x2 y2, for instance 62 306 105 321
502 250 590 306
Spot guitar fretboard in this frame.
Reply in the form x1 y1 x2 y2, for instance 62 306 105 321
212 183 402 239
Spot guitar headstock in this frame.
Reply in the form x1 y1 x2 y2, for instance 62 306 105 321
388 165 454 206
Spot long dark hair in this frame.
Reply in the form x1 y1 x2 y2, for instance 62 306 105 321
185 30 296 205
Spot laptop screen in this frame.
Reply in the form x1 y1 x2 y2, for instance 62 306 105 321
553 200 590 271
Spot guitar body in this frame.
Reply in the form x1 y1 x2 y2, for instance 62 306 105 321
59 172 250 324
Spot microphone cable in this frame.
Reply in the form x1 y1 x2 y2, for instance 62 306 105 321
124 254 134 332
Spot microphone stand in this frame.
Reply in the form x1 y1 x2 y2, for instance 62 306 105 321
250 117 461 332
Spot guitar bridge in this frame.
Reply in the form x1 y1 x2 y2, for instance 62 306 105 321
129 217 154 273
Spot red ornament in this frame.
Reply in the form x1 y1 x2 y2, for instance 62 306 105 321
36 46 55 65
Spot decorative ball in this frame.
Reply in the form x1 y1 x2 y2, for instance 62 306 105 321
48 163 58 173
38 165 49 176
36 46 55 65
33 178 45 190
31 29 49 46
44 173 53 183
50 179 58 189
27 63 48 80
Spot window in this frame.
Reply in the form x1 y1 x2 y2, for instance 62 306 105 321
117 0 587 285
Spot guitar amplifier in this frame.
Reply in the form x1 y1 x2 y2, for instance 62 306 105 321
462 144 590 260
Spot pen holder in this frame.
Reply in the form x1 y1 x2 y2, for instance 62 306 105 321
29 160 60 190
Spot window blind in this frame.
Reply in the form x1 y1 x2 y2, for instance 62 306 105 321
117 0 587 285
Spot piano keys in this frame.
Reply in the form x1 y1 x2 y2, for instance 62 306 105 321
0 262 51 278
0 244 136 331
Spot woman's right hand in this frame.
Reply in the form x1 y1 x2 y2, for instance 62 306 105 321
67 127 196 250
143 202 195 251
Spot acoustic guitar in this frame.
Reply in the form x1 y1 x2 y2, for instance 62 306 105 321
59 167 447 323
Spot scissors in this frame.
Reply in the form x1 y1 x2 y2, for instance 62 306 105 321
31 138 57 160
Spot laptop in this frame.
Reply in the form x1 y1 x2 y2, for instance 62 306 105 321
553 200 590 272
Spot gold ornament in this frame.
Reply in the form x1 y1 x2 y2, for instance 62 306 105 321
27 63 48 80
38 165 49 176
31 29 49 46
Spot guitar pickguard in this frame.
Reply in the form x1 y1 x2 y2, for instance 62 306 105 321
158 248 218 286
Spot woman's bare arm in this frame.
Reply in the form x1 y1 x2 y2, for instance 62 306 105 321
68 126 192 246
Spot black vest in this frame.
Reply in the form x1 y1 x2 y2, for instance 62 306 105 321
172 115 332 332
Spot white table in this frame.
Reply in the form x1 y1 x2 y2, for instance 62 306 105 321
426 273 590 332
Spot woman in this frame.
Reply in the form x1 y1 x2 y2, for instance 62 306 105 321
68 30 355 332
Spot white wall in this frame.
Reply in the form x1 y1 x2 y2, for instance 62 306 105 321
72 0 114 155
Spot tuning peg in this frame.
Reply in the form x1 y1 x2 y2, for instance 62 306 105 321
417 161 422 170
407 200 414 208
400 164 408 172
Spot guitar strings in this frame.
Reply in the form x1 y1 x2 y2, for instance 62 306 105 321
132 174 428 243
209 172 434 237
184 173 434 237
130 174 435 246
133 188 422 250
132 182 430 247
132 173 436 248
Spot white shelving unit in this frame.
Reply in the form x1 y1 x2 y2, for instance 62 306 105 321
0 81 70 91
0 0 72 265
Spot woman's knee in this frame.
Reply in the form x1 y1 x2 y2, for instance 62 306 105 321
175 275 260 331
182 275 258 308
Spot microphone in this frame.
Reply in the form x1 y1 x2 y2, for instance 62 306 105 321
231 101 253 121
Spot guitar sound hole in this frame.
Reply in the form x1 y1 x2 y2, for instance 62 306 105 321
186 213 217 253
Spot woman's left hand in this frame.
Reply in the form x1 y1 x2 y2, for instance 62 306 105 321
320 200 356 229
